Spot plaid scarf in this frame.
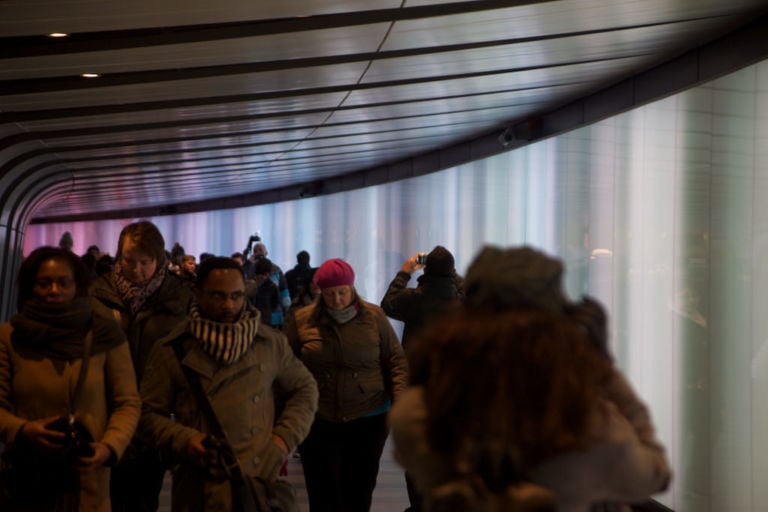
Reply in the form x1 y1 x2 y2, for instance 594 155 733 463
187 303 260 365
113 263 167 314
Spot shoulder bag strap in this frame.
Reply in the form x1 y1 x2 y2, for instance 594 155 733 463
70 330 94 416
170 339 227 440
170 340 268 509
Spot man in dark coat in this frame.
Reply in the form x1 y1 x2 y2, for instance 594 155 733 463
381 246 463 350
380 245 462 512
285 250 316 301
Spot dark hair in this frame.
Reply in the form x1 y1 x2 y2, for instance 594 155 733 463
231 252 244 260
116 220 166 265
409 308 612 477
170 242 185 255
297 250 310 265
291 268 319 306
17 246 91 310
564 296 612 360
95 254 115 276
196 257 244 289
253 258 273 276
425 245 454 276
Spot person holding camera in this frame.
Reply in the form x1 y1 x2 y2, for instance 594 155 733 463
380 245 462 512
0 247 141 511
381 246 463 353
139 257 318 512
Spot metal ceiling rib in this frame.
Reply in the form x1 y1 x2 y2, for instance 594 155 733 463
0 0 767 223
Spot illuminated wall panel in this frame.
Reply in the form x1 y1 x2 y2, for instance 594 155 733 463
25 59 768 512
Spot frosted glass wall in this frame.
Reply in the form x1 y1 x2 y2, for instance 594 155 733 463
25 60 768 512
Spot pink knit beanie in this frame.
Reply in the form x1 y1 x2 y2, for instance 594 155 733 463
314 258 355 289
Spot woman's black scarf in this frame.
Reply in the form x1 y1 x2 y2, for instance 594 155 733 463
10 297 124 360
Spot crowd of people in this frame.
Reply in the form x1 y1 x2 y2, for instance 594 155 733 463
0 220 671 512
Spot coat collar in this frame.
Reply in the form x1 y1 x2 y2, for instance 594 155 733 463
169 322 264 393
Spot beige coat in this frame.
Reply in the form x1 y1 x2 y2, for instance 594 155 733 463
0 323 141 511
139 320 318 512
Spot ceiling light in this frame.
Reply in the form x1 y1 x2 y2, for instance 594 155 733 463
81 73 100 78
48 32 69 38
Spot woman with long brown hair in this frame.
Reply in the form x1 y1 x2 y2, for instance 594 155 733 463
390 246 670 512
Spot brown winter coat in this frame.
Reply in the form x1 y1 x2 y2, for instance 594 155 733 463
0 323 141 511
139 320 318 512
284 298 408 423
90 271 192 382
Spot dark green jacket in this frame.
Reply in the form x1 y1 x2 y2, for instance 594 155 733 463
284 299 408 423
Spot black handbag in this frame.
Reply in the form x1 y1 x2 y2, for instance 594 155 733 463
0 331 95 501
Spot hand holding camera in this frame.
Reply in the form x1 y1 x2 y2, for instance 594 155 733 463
243 232 261 258
45 415 96 460
188 433 241 482
402 252 428 274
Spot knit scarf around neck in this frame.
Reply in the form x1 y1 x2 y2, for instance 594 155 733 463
10 297 124 360
327 303 359 324
187 303 260 365
113 263 167 314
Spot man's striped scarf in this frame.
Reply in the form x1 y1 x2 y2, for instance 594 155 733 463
188 303 260 365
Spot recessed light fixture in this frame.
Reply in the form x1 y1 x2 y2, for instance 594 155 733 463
81 73 100 78
48 32 69 38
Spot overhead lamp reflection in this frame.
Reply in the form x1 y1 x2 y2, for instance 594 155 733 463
81 73 100 78
48 32 69 38
590 248 613 260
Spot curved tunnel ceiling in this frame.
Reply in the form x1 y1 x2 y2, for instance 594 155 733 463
2 0 768 225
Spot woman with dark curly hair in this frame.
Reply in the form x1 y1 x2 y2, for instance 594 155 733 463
0 247 140 511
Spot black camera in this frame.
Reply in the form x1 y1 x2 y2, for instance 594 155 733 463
416 252 428 265
202 435 241 481
46 415 95 462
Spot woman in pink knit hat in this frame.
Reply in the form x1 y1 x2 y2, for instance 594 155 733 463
284 258 408 512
